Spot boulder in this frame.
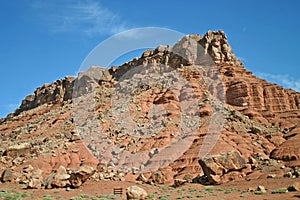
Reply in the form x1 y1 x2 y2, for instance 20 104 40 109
4 143 31 158
27 169 43 189
44 165 70 188
136 174 147 183
199 150 247 184
1 169 15 182
288 181 300 191
147 171 166 185
257 185 266 193
126 185 148 200
69 165 95 188
23 164 34 173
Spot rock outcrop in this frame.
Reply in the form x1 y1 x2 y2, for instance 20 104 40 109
198 30 243 66
12 76 75 116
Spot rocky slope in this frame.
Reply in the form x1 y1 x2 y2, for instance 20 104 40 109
0 30 299 188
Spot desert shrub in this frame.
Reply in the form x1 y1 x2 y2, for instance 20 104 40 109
147 193 156 199
43 194 55 200
272 188 288 194
224 189 231 194
189 188 197 193
0 191 30 200
99 194 120 199
177 188 186 193
79 194 90 198
159 194 171 200
254 191 264 195
204 187 214 192
185 194 194 198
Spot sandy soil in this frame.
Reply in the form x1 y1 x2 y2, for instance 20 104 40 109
1 177 300 199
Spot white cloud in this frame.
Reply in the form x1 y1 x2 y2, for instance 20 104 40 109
0 103 19 117
7 104 19 109
0 103 19 109
32 0 128 36
237 56 247 63
256 72 300 92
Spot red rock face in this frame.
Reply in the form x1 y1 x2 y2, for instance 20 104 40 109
220 64 300 171
0 30 299 186
271 134 300 167
222 65 300 127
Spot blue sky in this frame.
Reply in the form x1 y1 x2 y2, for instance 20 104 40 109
0 0 300 118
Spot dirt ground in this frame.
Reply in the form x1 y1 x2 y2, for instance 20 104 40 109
1 177 300 199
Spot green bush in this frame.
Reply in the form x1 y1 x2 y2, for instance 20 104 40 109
159 194 170 200
99 194 120 199
147 193 156 199
79 194 90 198
204 187 214 192
185 194 194 198
43 194 55 200
69 196 82 200
254 191 264 195
161 186 175 191
0 191 30 200
177 188 186 193
224 190 231 194
272 188 288 194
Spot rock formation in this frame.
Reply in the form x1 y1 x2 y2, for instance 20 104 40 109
0 30 299 188
12 76 75 117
